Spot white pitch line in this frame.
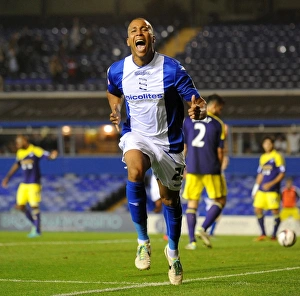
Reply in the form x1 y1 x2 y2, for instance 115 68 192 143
183 266 300 282
0 279 137 285
0 239 137 247
51 266 300 296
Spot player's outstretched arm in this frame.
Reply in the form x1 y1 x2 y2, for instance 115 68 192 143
107 91 123 132
187 95 207 120
1 163 20 188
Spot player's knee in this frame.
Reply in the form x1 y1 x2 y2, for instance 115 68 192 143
127 167 146 182
187 200 199 209
161 195 180 207
15 204 25 212
186 207 197 214
31 207 40 215
220 196 227 207
215 197 226 208
254 207 263 216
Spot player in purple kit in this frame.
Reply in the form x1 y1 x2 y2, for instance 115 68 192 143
107 18 207 285
182 94 226 249
1 135 57 237
252 136 285 241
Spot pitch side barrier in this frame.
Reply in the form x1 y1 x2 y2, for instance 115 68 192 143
0 156 300 176
2 89 300 99
0 212 299 235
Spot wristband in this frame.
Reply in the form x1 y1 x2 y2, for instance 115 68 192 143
252 183 259 196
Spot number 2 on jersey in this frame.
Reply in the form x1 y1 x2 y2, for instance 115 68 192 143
191 122 206 148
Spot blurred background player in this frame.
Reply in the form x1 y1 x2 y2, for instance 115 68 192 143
204 154 229 237
182 94 227 249
203 197 217 236
149 172 168 241
149 172 163 213
280 177 300 224
252 136 285 241
1 135 58 238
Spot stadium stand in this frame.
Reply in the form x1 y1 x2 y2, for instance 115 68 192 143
0 23 176 92
1 22 300 91
175 22 300 90
0 174 127 212
1 173 299 215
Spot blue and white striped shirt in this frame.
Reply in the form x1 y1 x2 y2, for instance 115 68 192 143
107 52 200 153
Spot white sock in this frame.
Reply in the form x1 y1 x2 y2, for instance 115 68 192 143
167 246 179 259
138 239 150 245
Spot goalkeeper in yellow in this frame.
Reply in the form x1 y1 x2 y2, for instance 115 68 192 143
1 135 57 237
252 136 285 241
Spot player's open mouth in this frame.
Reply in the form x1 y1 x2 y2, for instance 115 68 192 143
135 40 146 51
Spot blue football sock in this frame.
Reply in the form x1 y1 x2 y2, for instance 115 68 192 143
163 201 182 251
126 180 149 241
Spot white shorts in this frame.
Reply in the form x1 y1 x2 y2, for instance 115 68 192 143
119 132 185 191
150 173 160 202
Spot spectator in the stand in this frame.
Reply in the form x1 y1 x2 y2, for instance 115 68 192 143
80 28 95 54
0 47 6 90
274 133 287 154
243 133 259 154
17 27 32 50
250 133 260 153
40 127 58 151
7 45 19 78
29 34 46 72
41 134 58 151
17 27 33 74
67 57 78 84
58 34 69 59
70 17 81 53
287 132 300 156
0 75 3 92
49 55 64 84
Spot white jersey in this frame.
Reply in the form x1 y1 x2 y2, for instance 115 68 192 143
107 52 200 153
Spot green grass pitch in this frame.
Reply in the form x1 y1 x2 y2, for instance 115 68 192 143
0 231 299 296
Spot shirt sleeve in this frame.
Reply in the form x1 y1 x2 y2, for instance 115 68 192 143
33 146 50 159
107 64 123 97
174 61 200 102
183 118 188 144
275 153 286 173
217 121 226 149
16 151 22 164
220 122 226 141
257 156 263 174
